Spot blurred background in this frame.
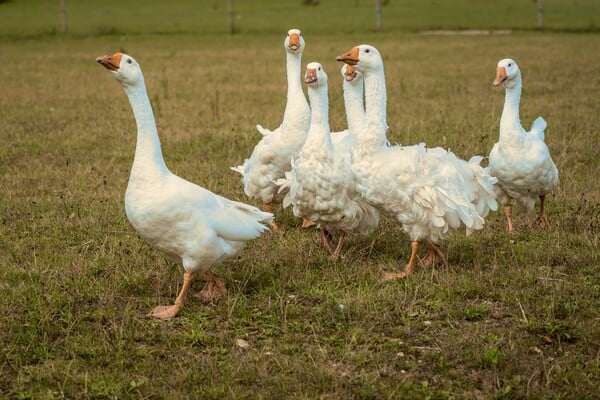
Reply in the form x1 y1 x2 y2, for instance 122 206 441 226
1 0 598 38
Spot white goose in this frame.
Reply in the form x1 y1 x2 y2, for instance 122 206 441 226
338 63 390 143
337 45 498 279
341 63 366 135
231 28 311 231
277 62 379 258
96 52 273 320
489 58 559 233
326 64 365 152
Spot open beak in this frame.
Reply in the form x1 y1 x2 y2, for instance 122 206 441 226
288 33 301 51
493 66 507 86
96 52 122 71
336 47 359 66
304 68 318 84
343 64 357 81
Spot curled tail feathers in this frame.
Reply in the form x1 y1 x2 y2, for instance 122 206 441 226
230 165 245 176
467 158 499 217
256 124 273 136
530 116 547 141
274 171 293 208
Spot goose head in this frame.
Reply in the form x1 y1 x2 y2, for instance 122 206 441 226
285 28 305 54
493 58 521 89
96 52 143 87
336 44 383 73
305 62 327 87
341 63 363 84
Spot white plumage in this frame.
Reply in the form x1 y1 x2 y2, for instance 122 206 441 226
336 45 498 279
326 64 365 152
489 58 559 233
277 62 379 258
340 64 366 135
97 52 273 320
231 29 311 231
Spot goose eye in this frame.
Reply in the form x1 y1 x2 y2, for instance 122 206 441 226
508 63 512 67
127 59 132 64
365 49 370 53
318 67 321 71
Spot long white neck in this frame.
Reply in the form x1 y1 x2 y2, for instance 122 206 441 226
359 66 388 151
301 83 332 156
343 79 365 134
499 75 524 142
123 80 169 180
282 50 310 127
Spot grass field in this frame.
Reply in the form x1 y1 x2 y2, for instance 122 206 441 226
1 1 599 399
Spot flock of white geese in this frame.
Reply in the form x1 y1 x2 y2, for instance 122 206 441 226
96 28 559 319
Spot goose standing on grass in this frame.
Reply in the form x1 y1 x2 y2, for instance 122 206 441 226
336 45 498 279
231 29 311 231
277 62 379 259
340 64 366 135
338 63 390 145
327 64 366 150
96 52 273 320
489 58 559 233
316 64 366 166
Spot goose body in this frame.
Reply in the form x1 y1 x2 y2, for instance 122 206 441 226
278 62 379 258
489 58 559 233
97 52 272 319
231 29 311 230
336 45 497 278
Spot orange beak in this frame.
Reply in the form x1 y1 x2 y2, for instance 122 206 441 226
288 33 301 51
304 67 318 84
96 52 123 71
493 66 507 86
336 47 359 65
343 64 357 81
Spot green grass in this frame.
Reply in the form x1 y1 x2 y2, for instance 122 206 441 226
1 1 599 399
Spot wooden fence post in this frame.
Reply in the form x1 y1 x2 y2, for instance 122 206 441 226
60 0 68 33
228 0 235 34
375 0 382 31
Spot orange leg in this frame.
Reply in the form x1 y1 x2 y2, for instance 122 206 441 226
534 195 550 229
382 241 420 281
320 229 335 254
329 232 347 260
150 271 194 320
301 218 316 229
421 242 446 268
263 203 279 232
194 270 228 303
504 203 515 234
